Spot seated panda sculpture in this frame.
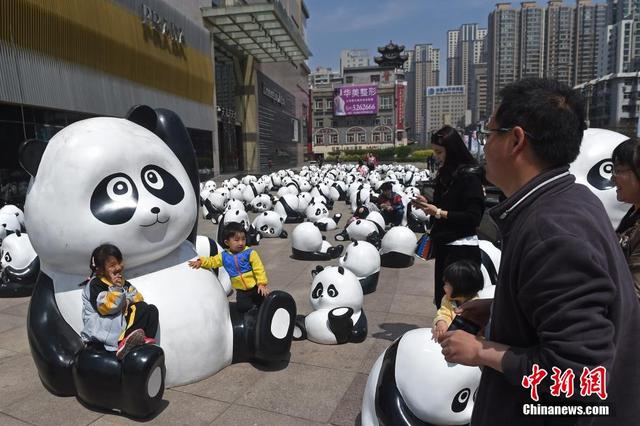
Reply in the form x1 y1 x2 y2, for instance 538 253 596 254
252 211 288 238
305 199 342 231
335 219 382 248
249 193 273 213
293 266 367 344
379 226 417 268
291 222 343 260
338 240 380 294
361 329 481 426
0 204 26 232
19 106 296 418
0 211 22 244
202 190 228 223
0 231 40 297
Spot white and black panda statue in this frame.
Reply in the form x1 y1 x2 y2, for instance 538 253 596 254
0 231 39 297
249 193 273 213
569 128 630 228
335 219 382 248
291 222 343 260
305 199 342 231
274 193 305 223
361 328 481 425
338 240 380 294
202 190 227 223
379 226 417 268
0 211 22 244
19 106 296 418
252 211 288 239
293 265 367 345
0 204 26 232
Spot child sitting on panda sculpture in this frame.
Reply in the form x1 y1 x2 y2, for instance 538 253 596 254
189 222 270 313
80 244 159 360
431 260 483 342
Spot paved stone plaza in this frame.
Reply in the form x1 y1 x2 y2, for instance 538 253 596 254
0 198 437 425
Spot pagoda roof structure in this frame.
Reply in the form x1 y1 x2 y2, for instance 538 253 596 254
374 40 408 68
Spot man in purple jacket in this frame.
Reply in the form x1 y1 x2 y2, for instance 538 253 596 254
439 78 640 425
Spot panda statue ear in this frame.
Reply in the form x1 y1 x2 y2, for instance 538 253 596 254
19 139 47 177
14 230 21 237
126 105 158 133
338 266 345 275
311 265 324 277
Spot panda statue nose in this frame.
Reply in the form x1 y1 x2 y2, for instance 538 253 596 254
151 207 160 214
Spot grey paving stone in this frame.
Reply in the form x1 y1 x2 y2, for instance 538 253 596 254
0 301 29 318
388 293 434 317
236 362 356 423
362 290 394 314
0 354 49 410
91 390 229 426
357 338 392 375
328 373 369 426
0 297 30 313
0 325 30 354
1 387 102 426
0 312 27 334
211 404 324 426
0 412 31 425
289 338 375 372
174 362 267 404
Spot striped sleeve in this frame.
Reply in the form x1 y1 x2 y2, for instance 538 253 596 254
249 250 268 285
125 282 144 303
96 287 126 316
200 253 223 269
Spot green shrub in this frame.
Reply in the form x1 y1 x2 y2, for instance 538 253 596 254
410 149 434 161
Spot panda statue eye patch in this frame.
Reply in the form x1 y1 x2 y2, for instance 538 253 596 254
141 165 184 205
327 284 338 297
312 282 323 299
91 173 139 225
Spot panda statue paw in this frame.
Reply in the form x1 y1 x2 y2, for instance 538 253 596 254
326 245 344 259
230 290 296 363
278 230 288 239
328 307 354 344
292 314 308 341
334 230 349 242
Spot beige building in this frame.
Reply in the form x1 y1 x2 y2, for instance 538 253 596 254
425 85 467 136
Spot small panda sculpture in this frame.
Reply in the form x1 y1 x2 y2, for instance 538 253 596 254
252 211 288 239
0 231 39 297
274 193 305 223
305 200 342 231
293 266 367 345
20 107 296 418
202 190 228 223
380 226 417 268
291 222 343 260
338 241 380 294
0 204 26 231
195 235 233 296
335 219 382 248
361 328 481 425
0 212 21 244
249 193 273 213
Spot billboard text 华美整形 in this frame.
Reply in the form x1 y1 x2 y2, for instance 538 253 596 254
333 85 378 116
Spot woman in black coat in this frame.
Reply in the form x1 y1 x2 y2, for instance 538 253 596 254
413 126 485 309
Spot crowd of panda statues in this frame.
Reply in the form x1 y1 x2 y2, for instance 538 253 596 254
2 102 629 424
197 162 505 425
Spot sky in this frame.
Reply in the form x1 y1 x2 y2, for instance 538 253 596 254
305 0 607 72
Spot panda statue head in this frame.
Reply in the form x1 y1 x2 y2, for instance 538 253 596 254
338 240 380 278
20 114 197 275
221 209 250 231
291 222 323 252
0 212 22 244
569 128 629 228
309 266 363 313
305 199 330 223
252 211 286 238
249 194 272 213
0 205 25 231
0 231 39 284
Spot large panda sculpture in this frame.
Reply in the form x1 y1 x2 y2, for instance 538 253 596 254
293 266 367 345
361 329 481 425
0 231 39 297
569 128 629 228
338 240 380 294
20 107 296 418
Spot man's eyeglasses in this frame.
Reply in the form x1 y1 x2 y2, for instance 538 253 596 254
479 127 537 140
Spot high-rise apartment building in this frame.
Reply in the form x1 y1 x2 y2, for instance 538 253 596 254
414 44 440 144
425 86 467 135
574 1 607 84
488 3 520 118
545 0 576 85
340 49 370 74
447 30 460 85
470 62 488 123
599 0 640 75
519 1 545 79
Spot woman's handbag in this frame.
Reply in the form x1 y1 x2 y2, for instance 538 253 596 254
415 234 434 260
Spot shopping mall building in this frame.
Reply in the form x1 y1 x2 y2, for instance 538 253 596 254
0 0 311 206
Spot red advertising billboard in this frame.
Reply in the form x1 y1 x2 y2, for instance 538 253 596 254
333 85 378 116
396 81 406 131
